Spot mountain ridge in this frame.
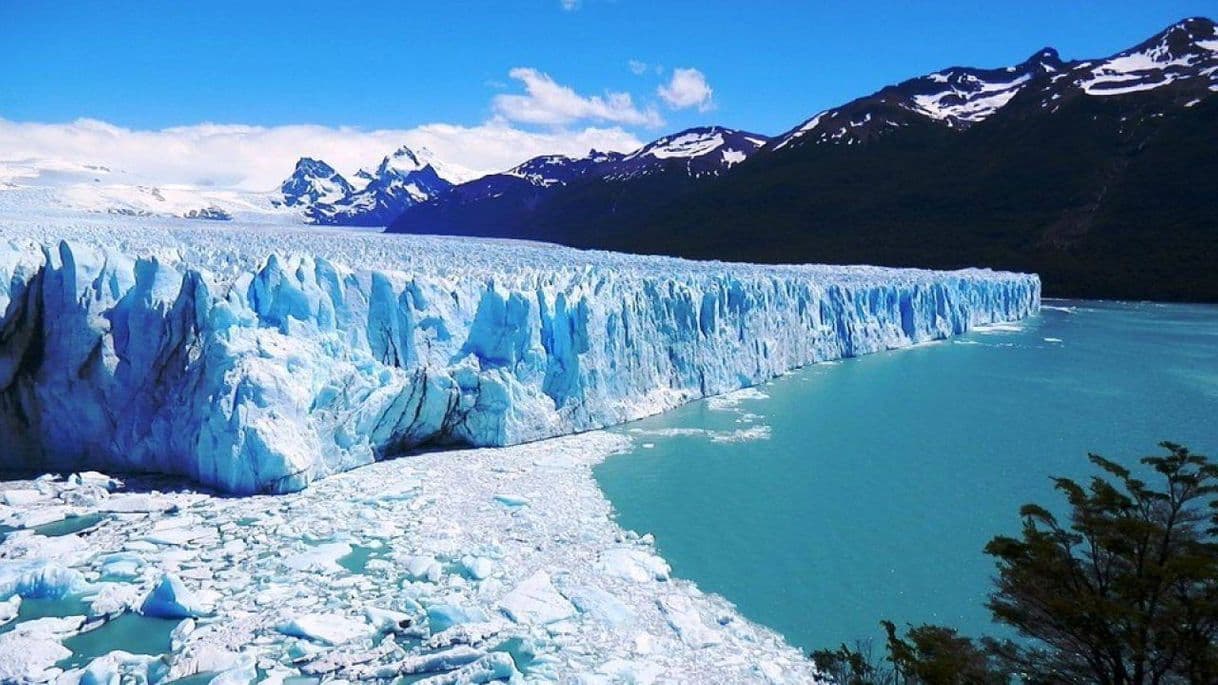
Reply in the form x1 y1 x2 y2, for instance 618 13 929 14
388 17 1218 302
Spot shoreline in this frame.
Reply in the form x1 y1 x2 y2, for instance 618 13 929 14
1 430 822 683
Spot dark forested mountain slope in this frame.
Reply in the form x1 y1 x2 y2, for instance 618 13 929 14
390 18 1218 301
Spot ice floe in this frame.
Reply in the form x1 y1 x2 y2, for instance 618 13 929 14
0 432 825 682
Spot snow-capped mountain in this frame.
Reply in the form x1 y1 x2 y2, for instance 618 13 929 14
279 145 471 226
1073 16 1218 96
505 150 626 187
388 17 1218 302
501 127 768 187
278 158 354 207
773 17 1218 150
612 127 769 178
388 126 769 238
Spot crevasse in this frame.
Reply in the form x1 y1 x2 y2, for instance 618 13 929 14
0 222 1039 494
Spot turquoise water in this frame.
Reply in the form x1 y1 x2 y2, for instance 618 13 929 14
594 301 1218 652
59 612 179 668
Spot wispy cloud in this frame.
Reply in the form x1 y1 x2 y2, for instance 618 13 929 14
559 0 580 10
657 67 714 111
628 60 649 76
493 68 664 128
0 117 644 191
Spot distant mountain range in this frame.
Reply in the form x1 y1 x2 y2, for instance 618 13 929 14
382 126 767 236
387 17 1218 302
277 146 466 226
4 17 1214 300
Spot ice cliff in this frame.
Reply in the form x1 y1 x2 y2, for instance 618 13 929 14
0 219 1040 493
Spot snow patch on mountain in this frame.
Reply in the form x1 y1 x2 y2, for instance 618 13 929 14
772 18 1218 151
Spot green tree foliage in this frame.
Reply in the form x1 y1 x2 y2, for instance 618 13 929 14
810 640 887 685
882 622 1007 685
812 443 1218 684
985 442 1218 683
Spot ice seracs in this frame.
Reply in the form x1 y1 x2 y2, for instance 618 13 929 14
0 217 1038 494
0 216 1039 494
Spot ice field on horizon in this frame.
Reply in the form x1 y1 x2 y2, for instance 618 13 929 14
0 212 1040 494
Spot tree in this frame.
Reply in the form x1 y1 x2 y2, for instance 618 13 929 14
985 442 1218 683
811 639 891 685
811 443 1218 684
882 622 1007 685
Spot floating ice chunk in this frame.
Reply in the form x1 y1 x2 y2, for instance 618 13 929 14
414 651 519 684
597 548 671 583
73 650 170 685
565 585 634 626
140 573 209 619
425 622 503 651
99 493 176 514
84 582 142 617
0 560 88 600
364 606 416 634
9 615 85 639
278 612 371 645
99 553 143 580
708 425 772 443
402 555 443 582
493 494 529 508
372 478 422 502
3 489 47 506
167 645 255 684
170 618 195 651
426 604 489 633
69 472 119 491
395 646 486 676
595 657 663 684
459 555 495 580
1 596 21 626
0 633 71 683
498 571 576 625
657 595 722 648
142 518 214 546
208 656 258 685
705 387 769 411
282 542 352 574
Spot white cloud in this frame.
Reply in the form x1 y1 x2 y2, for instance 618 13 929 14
560 0 580 10
628 60 649 76
0 117 644 191
493 68 663 128
657 68 714 111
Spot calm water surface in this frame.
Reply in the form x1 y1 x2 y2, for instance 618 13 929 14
594 300 1218 651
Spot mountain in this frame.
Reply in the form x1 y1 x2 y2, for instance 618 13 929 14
278 157 354 208
388 18 1218 302
388 126 768 239
277 146 469 226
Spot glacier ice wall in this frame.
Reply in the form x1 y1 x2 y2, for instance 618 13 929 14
0 219 1039 493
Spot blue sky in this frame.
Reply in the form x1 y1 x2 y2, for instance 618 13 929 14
0 1 1213 187
4 1 1214 133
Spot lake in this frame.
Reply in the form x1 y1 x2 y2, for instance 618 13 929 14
594 300 1218 651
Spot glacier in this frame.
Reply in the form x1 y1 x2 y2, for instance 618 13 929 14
0 216 1039 494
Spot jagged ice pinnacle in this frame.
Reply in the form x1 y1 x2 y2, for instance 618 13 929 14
0 218 1040 494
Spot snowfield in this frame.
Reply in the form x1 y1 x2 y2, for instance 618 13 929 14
0 213 1040 494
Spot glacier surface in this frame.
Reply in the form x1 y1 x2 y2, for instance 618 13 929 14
0 215 1039 493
